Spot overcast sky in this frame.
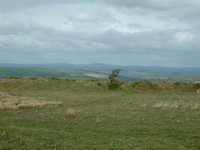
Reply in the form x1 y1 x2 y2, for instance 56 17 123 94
0 0 200 67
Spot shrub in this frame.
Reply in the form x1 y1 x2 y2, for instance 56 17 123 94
108 80 122 89
174 82 181 87
132 80 161 92
7 76 20 79
29 77 38 80
47 77 61 81
193 83 200 89
97 82 102 86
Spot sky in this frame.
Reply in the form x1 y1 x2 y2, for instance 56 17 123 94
0 0 200 67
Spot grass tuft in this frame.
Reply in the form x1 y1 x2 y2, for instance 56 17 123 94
197 89 200 94
66 108 76 119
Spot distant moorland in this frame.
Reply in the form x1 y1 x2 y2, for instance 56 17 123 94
0 63 200 82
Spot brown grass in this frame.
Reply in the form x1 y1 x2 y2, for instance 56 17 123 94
66 108 76 119
153 101 200 110
197 89 200 94
0 92 62 111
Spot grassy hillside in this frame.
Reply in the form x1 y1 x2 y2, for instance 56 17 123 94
0 78 200 149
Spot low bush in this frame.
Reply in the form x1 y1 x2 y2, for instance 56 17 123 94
132 80 161 92
193 83 200 89
108 80 122 89
7 76 20 79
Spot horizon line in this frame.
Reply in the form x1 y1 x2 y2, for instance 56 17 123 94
0 62 199 69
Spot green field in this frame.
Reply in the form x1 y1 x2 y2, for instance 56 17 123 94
0 67 105 80
0 78 200 149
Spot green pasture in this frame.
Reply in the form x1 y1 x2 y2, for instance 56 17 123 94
0 78 200 149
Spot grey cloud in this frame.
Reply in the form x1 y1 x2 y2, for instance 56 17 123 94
127 23 144 29
1 0 199 11
0 0 199 67
0 0 70 11
106 0 200 10
3 22 198 57
88 29 200 57
0 21 50 35
1 27 199 66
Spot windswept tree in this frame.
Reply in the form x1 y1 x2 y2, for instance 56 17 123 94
108 69 121 89
109 69 121 83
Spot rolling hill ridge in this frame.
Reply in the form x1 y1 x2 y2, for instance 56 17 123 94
0 63 200 82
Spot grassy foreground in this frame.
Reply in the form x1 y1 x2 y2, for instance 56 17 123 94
0 78 200 150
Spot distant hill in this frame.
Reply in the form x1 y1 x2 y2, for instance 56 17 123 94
0 63 118 70
0 63 200 82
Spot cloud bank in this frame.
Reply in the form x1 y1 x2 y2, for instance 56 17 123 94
0 0 200 67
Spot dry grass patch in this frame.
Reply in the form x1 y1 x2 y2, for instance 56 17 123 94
0 92 62 111
85 73 108 79
66 108 76 119
197 89 200 94
153 101 200 110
